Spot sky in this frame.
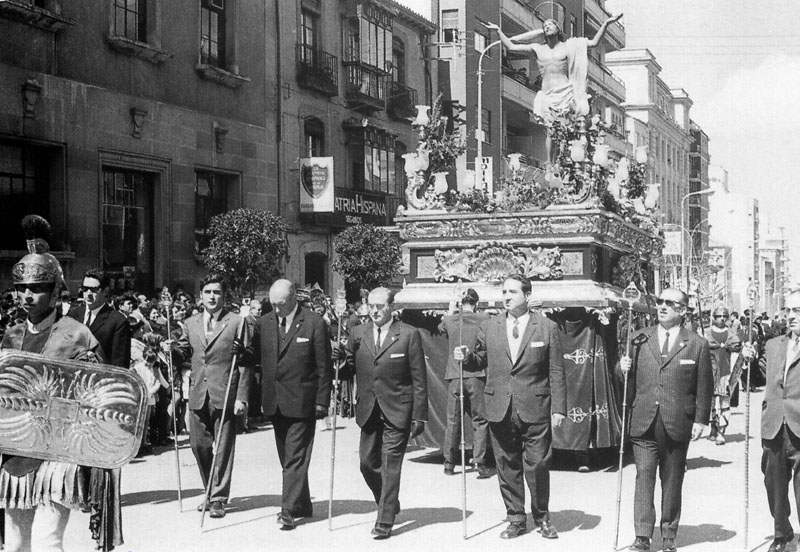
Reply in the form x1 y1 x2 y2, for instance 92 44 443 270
396 0 800 276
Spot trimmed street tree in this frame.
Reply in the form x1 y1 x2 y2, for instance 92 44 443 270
332 223 402 293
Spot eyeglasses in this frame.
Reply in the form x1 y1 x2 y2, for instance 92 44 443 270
14 283 52 294
82 285 101 293
655 298 685 309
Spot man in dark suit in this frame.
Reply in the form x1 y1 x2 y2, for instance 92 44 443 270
440 288 491 478
168 274 250 519
460 274 565 540
342 287 428 540
67 268 131 548
745 291 800 552
68 268 131 368
621 288 713 552
252 279 331 529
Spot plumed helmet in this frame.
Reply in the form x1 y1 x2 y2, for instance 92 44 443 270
11 215 64 288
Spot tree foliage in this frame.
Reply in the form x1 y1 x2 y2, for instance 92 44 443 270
203 208 288 297
331 223 402 290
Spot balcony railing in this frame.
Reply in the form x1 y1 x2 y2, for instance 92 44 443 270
342 61 388 112
501 65 537 91
387 81 417 121
295 43 338 97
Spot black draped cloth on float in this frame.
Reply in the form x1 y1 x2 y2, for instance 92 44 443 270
549 309 623 451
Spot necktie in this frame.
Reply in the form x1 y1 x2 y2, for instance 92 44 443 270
376 327 382 350
280 317 286 338
206 314 215 337
661 331 670 357
84 308 91 327
512 317 519 339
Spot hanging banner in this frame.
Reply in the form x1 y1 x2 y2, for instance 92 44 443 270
299 157 334 213
663 230 682 256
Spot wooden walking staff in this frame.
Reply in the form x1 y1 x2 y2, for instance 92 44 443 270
328 289 348 530
743 279 758 550
614 281 640 551
200 318 246 529
159 287 183 511
454 279 468 540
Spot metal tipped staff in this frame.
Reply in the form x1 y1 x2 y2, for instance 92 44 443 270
455 279 467 540
614 281 640 551
743 279 758 550
201 318 246 529
159 287 183 511
328 289 347 530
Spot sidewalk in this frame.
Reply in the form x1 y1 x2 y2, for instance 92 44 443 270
63 390 774 551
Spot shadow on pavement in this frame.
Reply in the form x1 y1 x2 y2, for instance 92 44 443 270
550 509 601 532
392 506 472 537
719 432 751 444
122 488 203 506
686 456 733 470
227 494 283 513
663 523 736 548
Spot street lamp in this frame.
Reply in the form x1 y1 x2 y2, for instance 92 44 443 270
475 38 501 192
681 188 715 289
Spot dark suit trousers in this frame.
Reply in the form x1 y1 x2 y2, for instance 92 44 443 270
189 394 237 503
272 409 316 515
631 411 689 539
489 402 552 524
443 377 489 466
359 404 410 526
762 425 800 540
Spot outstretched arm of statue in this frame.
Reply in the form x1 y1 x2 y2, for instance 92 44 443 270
483 22 538 53
587 13 623 48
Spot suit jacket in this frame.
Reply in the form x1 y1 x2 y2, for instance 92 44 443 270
344 320 428 429
68 303 131 368
628 325 713 442
181 309 251 411
479 311 566 424
761 333 800 439
439 312 488 380
253 306 332 418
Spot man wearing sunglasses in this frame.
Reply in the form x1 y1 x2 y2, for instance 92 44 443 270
68 268 131 369
621 288 713 552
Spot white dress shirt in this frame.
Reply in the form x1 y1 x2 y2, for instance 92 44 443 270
506 312 530 361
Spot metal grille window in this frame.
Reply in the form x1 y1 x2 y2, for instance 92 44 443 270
195 171 229 254
200 0 226 67
114 0 147 42
102 168 154 292
441 9 458 43
0 143 48 250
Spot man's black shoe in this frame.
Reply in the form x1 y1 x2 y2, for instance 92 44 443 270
476 464 493 479
628 536 651 551
208 501 226 519
443 463 455 476
662 536 677 552
371 523 392 540
499 521 527 539
534 519 558 539
277 510 296 530
768 531 795 552
196 500 209 512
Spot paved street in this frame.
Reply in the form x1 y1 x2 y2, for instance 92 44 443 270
63 390 780 552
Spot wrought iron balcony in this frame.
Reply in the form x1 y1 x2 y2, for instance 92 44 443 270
387 81 417 121
295 43 338 97
342 61 388 112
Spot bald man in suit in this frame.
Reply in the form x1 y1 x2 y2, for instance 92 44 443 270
252 279 331 530
621 288 713 552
